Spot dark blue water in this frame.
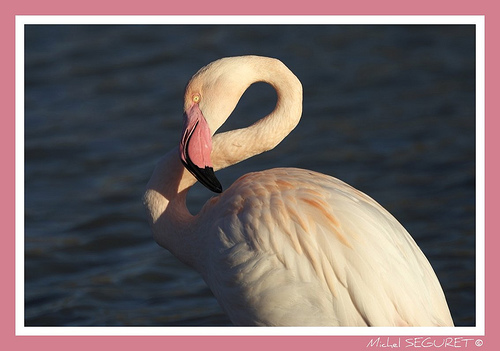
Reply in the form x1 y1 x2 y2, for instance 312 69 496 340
24 24 476 326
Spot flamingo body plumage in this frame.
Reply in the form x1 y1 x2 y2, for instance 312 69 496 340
144 55 454 326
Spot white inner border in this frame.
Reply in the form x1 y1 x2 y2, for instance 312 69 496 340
15 15 485 337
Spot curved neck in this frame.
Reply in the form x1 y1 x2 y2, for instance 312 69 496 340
143 149 200 266
210 57 303 171
144 56 303 267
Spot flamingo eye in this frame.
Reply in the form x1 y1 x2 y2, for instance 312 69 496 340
193 94 201 103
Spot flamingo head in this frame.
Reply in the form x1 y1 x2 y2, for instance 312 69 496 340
178 57 259 194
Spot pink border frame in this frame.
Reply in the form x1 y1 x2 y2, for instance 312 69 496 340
5 1 498 350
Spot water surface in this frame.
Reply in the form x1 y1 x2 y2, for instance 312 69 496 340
25 24 476 326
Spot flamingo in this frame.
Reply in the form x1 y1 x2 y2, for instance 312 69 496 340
143 55 454 326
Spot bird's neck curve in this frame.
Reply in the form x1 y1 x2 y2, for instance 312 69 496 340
144 56 303 267
210 56 303 171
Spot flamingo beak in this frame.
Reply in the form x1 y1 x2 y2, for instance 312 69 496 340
179 104 223 193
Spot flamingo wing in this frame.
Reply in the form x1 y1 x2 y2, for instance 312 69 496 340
198 168 453 326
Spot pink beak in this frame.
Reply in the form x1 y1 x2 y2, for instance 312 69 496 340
179 104 223 193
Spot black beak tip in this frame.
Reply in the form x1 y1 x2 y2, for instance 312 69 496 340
181 158 223 193
212 183 223 194
197 167 223 193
